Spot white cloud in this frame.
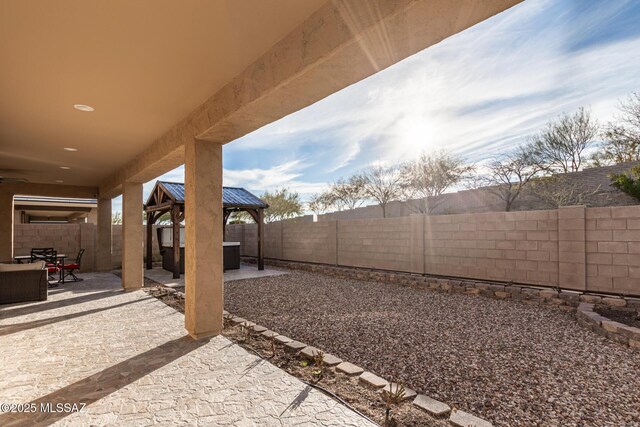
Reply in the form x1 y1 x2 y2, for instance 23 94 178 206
110 0 640 214
223 160 329 196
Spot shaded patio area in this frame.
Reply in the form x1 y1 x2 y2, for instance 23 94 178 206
0 273 373 426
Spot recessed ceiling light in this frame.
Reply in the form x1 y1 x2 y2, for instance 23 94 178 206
56 180 64 183
60 166 71 170
63 147 78 152
73 104 94 112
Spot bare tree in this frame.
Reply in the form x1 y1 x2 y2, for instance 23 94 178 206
592 92 640 166
330 175 366 210
531 107 599 173
307 191 335 215
481 146 542 212
402 150 474 214
361 164 408 218
529 175 601 208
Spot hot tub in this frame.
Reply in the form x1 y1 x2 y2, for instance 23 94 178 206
158 226 240 273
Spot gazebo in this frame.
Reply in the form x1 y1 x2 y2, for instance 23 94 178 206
144 181 268 278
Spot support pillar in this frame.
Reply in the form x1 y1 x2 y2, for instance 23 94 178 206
185 138 223 339
122 182 143 291
0 191 14 263
96 198 112 271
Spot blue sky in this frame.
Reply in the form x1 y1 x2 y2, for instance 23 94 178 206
114 0 640 213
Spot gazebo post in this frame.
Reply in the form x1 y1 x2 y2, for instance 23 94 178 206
145 211 155 270
257 208 264 271
223 209 230 242
171 203 181 279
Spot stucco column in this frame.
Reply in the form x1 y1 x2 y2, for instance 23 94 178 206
0 190 14 262
96 198 112 271
122 182 143 291
184 138 223 339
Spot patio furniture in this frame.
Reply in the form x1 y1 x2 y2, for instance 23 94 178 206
13 255 33 264
61 249 84 282
31 249 61 284
0 261 47 304
30 247 54 261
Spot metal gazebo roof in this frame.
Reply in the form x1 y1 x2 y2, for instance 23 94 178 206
143 180 268 275
147 181 268 210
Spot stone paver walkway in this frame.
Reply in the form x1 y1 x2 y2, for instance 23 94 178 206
0 273 373 427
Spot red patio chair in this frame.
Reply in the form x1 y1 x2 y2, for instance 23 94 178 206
31 248 60 285
62 249 85 282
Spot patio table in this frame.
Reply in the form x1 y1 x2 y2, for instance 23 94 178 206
14 254 67 283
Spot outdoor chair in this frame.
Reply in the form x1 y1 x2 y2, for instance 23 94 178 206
31 248 60 285
61 249 84 282
30 247 54 261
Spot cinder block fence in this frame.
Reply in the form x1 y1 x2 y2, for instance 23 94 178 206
13 224 161 271
228 205 640 296
12 205 640 296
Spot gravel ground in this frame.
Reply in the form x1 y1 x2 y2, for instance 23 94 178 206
224 270 640 427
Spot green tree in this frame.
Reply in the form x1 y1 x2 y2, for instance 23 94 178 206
610 163 640 201
262 188 303 222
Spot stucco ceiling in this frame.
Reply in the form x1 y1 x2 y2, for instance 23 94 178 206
0 0 327 187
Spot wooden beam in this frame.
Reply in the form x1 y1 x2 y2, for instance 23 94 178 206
223 209 231 242
146 211 156 270
171 203 181 279
257 209 264 271
144 201 174 213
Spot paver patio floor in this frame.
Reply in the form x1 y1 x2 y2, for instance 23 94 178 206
0 273 374 427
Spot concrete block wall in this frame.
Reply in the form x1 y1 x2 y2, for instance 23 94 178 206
282 221 337 264
112 225 122 269
558 207 586 290
242 224 258 257
13 204 640 295
424 210 559 286
225 224 243 244
264 222 283 259
14 224 82 261
338 216 423 273
586 205 640 295
233 205 640 296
